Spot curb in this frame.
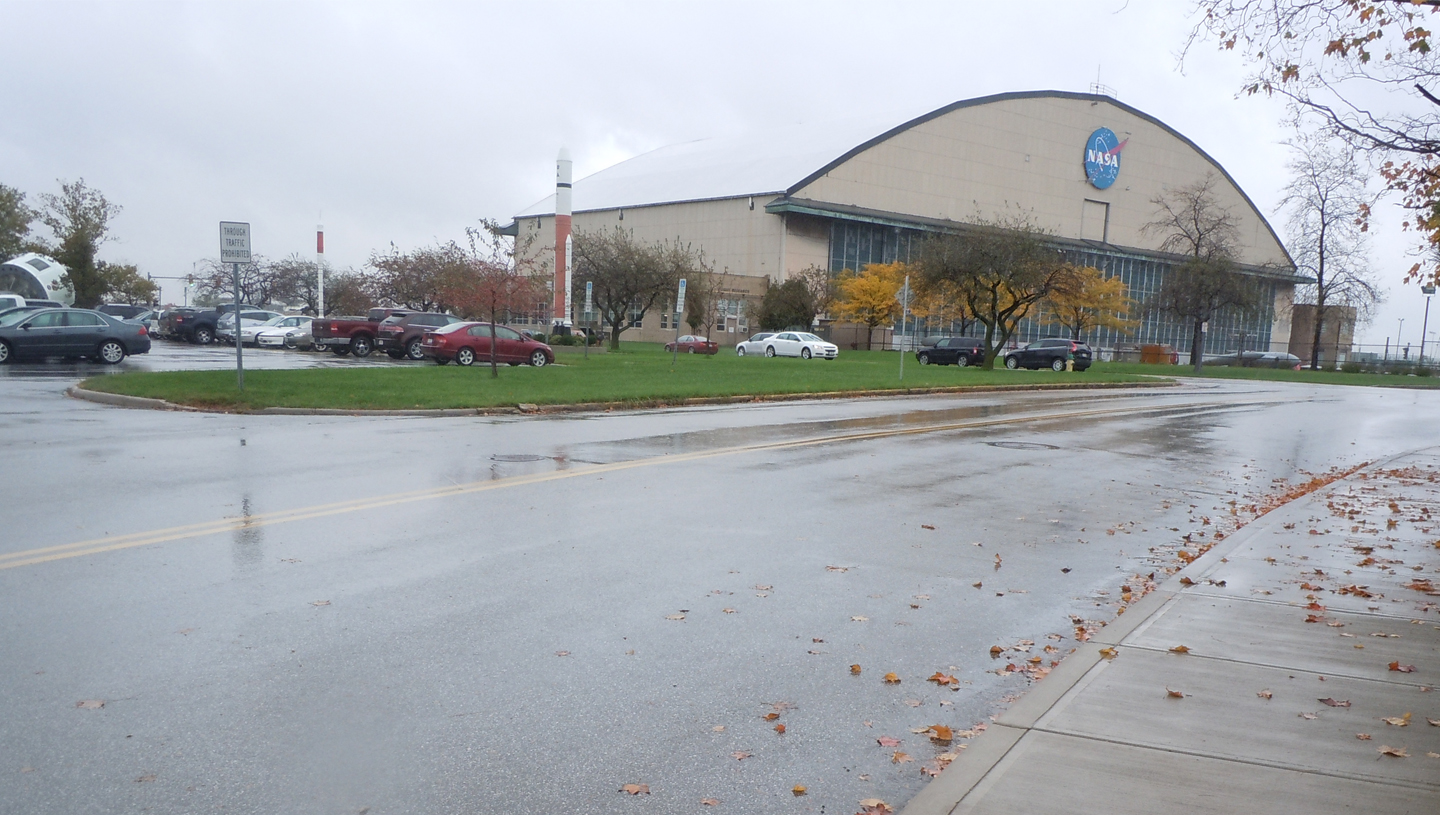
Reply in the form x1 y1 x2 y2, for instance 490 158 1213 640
897 453 1402 815
66 379 1176 417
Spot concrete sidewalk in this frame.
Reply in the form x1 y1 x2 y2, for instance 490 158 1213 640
904 451 1440 815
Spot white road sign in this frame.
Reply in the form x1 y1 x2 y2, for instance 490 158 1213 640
220 221 252 264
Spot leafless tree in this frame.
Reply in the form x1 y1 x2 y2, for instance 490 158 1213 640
573 228 705 350
1278 131 1382 368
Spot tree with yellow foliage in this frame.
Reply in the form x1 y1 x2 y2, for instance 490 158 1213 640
1040 265 1136 343
909 277 969 336
833 262 905 350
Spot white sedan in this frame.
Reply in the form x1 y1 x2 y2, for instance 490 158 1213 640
734 332 776 356
254 316 315 349
753 331 838 360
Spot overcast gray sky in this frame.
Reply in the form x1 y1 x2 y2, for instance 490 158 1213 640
4 0 1432 347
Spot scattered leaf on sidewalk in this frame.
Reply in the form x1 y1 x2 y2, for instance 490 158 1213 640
75 700 104 710
876 736 901 747
972 581 983 588
722 608 737 614
921 525 935 531
1389 661 1417 673
792 785 807 796
730 751 751 761
891 751 912 764
989 645 1004 657
903 699 923 707
851 616 869 622
1179 576 1196 586
1427 718 1440 727
1169 645 1191 655
619 783 650 795
1257 689 1273 700
701 798 720 806
1357 733 1372 740
826 566 850 573
851 664 862 675
311 600 330 607
1166 688 1185 698
927 672 958 685
1099 647 1118 660
1319 698 1351 707
1299 712 1319 720
859 799 894 815
882 672 900 684
554 651 570 657
763 712 780 721
1379 745 1410 758
1305 614 1326 623
994 554 1002 569
928 725 953 743
774 724 786 734
754 585 772 591
1383 714 1412 726
665 614 685 621
135 774 155 783
712 725 725 732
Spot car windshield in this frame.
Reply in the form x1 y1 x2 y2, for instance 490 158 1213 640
260 316 287 327
797 333 822 343
0 309 34 326
749 334 772 342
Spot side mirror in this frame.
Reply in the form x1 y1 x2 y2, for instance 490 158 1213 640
21 323 31 330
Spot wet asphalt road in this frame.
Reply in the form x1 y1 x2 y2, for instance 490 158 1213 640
2 341 1438 814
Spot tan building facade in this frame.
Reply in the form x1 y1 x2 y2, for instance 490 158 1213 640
508 91 1300 351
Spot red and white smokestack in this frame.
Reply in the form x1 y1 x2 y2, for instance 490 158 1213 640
316 224 326 318
554 147 573 327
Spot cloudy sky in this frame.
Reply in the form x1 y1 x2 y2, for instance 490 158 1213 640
4 1 1432 348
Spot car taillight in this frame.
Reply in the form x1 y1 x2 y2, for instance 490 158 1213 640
138 326 148 335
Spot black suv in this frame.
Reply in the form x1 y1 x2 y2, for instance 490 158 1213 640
171 303 260 344
1004 338 1093 372
916 337 985 367
376 312 460 359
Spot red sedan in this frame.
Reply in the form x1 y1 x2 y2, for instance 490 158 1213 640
664 334 718 355
421 322 554 367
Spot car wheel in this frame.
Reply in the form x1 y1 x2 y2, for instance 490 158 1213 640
406 338 425 360
456 347 475 366
332 346 350 356
97 340 126 364
283 336 299 349
736 346 746 356
0 340 10 364
350 336 373 357
918 353 930 365
1005 356 1019 370
1051 357 1066 372
687 346 695 354
765 346 776 358
956 356 969 368
801 347 812 359
529 350 549 367
193 326 214 345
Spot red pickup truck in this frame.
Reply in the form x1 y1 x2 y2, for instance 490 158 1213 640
311 308 409 357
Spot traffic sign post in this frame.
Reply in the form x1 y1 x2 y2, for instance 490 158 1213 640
898 275 910 381
583 281 593 361
220 221 251 391
672 278 687 365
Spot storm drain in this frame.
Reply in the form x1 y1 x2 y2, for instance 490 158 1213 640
985 441 1059 451
489 454 550 463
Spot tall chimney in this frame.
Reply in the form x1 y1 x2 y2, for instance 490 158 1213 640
316 224 325 318
554 147 573 327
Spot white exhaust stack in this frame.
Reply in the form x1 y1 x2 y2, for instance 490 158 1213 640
554 148 572 327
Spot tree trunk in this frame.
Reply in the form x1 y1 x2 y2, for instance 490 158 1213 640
981 322 999 370
488 321 499 379
1311 302 1327 372
1191 318 1206 374
864 323 873 351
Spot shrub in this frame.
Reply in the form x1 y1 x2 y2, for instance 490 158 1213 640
1340 360 1364 374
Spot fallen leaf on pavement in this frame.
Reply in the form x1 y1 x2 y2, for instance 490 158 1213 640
722 608 737 614
75 700 104 710
859 799 894 815
619 783 650 795
730 751 751 761
311 600 330 607
882 672 900 684
972 581 983 588
1357 733 1372 740
763 712 780 721
1169 645 1191 655
792 785 807 796
1099 647 1118 660
826 566 850 573
1166 688 1185 699
876 736 901 747
851 616 869 622
1257 689 1273 700
1299 712 1319 720
135 774 155 783
989 645 1004 657
554 651 570 657
928 672 958 685
1428 718 1440 727
850 664 862 675
1179 576 1196 586
754 585 772 591
921 525 935 530
903 699 923 707
928 725 953 743
891 751 912 764
775 724 786 734
1379 745 1409 757
1389 661 1417 673
665 614 685 621
712 725 725 732
1319 698 1351 707
701 798 720 806
994 554 1002 569
1383 714 1412 726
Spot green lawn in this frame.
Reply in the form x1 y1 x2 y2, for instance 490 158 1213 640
80 344 1161 411
1097 361 1440 388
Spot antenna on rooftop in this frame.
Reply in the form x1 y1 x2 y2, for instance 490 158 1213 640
1090 66 1115 99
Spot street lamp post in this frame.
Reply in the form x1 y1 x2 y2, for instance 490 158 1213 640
1420 285 1435 366
1397 318 1405 361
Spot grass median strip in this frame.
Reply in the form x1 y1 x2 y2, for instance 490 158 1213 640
80 345 1161 411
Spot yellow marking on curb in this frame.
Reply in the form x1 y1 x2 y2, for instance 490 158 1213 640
0 400 1233 570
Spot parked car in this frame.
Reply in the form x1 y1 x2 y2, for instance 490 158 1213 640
376 312 461 359
97 303 152 320
420 322 554 367
171 303 261 344
1004 338 1093 371
755 331 838 360
157 307 196 339
0 308 151 364
664 334 719 355
734 332 776 356
216 310 284 344
311 308 409 357
1210 351 1303 370
917 337 985 367
0 294 25 313
254 316 315 349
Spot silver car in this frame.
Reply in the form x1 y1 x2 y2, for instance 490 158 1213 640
735 332 775 357
756 331 838 360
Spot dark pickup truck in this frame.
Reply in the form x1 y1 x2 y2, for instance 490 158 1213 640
311 308 409 357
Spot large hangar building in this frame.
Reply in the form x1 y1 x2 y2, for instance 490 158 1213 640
508 90 1299 353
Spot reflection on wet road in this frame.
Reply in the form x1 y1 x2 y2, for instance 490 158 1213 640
0 350 1435 815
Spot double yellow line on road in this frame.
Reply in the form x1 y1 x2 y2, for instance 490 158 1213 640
0 400 1227 571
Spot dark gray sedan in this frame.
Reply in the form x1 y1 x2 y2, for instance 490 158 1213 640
0 308 152 364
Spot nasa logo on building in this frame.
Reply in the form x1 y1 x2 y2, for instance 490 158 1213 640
1083 127 1127 190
